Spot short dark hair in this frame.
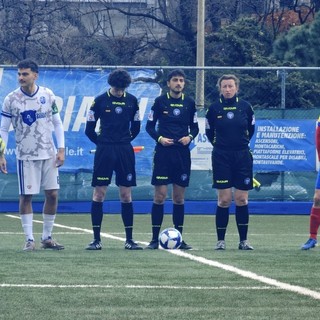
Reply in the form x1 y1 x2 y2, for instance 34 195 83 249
108 69 131 89
167 69 186 81
17 59 39 73
217 74 240 89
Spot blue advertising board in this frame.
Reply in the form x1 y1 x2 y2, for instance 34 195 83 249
0 67 317 214
250 119 316 171
0 67 161 175
0 67 317 174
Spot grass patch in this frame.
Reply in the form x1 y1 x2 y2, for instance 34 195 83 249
0 213 319 320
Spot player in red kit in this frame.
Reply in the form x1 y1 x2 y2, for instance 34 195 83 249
301 117 320 250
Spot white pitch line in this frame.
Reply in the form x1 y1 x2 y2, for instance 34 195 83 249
0 232 89 235
0 283 274 290
5 214 320 300
170 250 320 300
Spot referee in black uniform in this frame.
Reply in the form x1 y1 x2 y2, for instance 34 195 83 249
205 74 255 250
145 69 199 250
85 69 143 250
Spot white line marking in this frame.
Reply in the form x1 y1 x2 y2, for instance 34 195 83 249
5 214 320 300
0 283 274 290
0 232 89 235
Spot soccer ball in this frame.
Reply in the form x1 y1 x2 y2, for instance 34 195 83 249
159 228 182 249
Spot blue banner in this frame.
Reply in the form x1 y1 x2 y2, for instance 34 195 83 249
0 67 317 174
0 67 161 175
250 119 316 171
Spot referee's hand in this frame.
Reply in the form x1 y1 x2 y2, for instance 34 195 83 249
159 137 174 146
178 136 192 146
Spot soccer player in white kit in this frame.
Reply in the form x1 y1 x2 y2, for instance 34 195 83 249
0 59 65 251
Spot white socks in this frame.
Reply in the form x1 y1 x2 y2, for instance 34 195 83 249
42 214 56 240
21 213 34 241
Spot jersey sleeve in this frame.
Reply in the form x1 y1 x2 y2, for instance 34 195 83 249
247 103 255 140
205 106 215 146
146 97 161 142
50 93 65 149
0 96 12 146
85 99 99 145
129 96 141 141
52 113 65 149
189 103 199 140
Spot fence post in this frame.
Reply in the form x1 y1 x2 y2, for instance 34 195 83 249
277 68 287 200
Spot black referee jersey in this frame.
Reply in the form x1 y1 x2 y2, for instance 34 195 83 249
146 92 199 146
205 95 255 150
85 90 140 145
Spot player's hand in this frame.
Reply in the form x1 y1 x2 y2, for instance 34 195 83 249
159 137 174 146
56 148 65 167
0 155 8 174
178 136 192 146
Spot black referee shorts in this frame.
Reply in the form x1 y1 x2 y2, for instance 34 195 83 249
151 145 191 187
92 144 136 187
211 147 253 190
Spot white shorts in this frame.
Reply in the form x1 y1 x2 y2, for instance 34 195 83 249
17 158 60 195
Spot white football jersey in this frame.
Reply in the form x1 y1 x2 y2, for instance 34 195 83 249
1 86 59 160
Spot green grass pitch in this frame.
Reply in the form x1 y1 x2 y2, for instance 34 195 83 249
1 213 320 320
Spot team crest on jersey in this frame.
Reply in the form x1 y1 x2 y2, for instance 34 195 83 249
40 96 46 104
20 110 37 126
173 108 181 116
115 107 123 114
227 112 234 119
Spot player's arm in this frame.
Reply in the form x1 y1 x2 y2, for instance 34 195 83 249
247 104 255 140
52 112 65 167
0 144 7 174
178 106 199 146
205 107 215 146
146 100 160 142
0 108 10 147
0 136 5 156
0 115 10 174
85 102 99 144
316 118 320 161
130 98 141 141
146 99 174 146
189 106 199 141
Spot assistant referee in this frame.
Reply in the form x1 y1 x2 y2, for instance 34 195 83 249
205 74 255 251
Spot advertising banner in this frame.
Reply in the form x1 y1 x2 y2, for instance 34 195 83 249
250 119 316 171
0 67 316 174
0 67 161 175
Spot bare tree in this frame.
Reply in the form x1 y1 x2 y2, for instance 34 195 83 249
78 0 198 65
242 0 317 38
0 0 97 64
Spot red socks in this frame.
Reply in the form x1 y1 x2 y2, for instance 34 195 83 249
309 207 320 239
